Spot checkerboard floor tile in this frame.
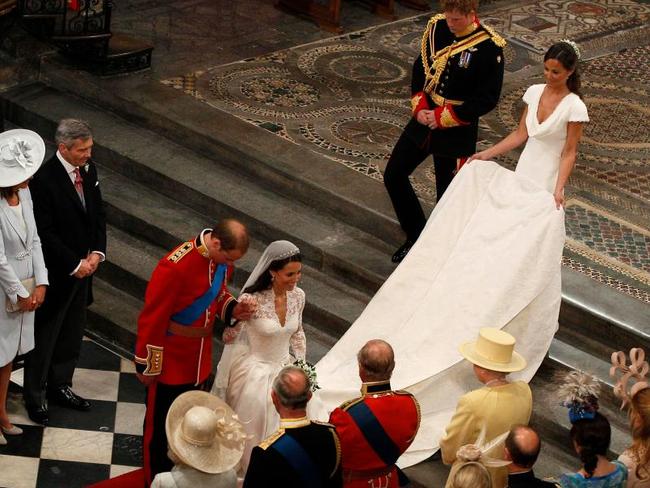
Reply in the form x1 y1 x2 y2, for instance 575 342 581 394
0 338 145 488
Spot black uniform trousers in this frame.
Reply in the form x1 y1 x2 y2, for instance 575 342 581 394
384 131 456 242
23 279 88 408
143 381 203 486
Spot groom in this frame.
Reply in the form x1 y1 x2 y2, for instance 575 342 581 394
384 0 506 262
135 219 256 486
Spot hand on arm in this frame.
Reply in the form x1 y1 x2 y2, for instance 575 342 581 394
553 121 584 209
233 296 257 321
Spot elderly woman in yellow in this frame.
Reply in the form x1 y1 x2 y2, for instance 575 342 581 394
0 129 48 445
440 328 532 488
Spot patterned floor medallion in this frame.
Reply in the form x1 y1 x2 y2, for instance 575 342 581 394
161 0 650 301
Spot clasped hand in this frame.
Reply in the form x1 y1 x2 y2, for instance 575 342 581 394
74 252 102 279
416 110 438 130
17 284 47 312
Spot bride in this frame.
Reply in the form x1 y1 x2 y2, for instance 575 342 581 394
211 240 310 473
315 40 589 467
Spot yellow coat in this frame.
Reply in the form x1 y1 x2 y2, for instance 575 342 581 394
440 381 532 488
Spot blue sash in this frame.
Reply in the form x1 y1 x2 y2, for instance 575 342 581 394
347 401 401 466
271 433 322 488
170 264 226 325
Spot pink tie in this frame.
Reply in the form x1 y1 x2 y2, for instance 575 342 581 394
73 168 85 207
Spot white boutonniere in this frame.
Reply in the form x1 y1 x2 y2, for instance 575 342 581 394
83 163 90 173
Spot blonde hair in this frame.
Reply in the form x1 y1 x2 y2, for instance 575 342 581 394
450 462 491 488
629 389 650 480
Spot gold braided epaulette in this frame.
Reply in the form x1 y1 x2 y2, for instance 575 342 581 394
481 22 507 48
340 396 364 411
168 241 193 263
259 429 285 450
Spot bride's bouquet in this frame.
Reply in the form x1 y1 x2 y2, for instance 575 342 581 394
293 358 320 392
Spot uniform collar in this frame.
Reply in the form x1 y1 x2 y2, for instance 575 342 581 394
195 228 212 258
454 19 480 38
361 380 392 395
280 416 310 429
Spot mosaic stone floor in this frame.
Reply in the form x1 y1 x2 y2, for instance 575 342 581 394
159 0 650 303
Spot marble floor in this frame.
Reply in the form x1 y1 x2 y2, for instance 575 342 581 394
0 339 145 488
158 0 650 304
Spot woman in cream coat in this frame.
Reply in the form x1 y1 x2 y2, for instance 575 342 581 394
0 129 48 445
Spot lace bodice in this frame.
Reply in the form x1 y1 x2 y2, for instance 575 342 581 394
225 287 306 362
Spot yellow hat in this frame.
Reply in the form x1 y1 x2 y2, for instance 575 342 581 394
459 328 527 373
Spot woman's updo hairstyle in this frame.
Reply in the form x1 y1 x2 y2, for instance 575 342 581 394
570 412 611 478
544 41 582 98
241 253 302 295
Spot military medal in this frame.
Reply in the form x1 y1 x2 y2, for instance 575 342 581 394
458 51 472 68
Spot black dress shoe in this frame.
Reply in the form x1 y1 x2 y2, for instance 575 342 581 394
391 240 414 263
26 404 49 425
48 386 91 411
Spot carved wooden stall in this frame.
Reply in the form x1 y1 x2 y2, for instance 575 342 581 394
0 0 16 16
276 0 430 33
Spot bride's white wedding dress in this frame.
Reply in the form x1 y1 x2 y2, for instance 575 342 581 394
213 287 317 472
316 83 589 466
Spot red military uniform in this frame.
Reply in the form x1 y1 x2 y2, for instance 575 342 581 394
135 229 238 486
134 231 236 385
329 380 420 488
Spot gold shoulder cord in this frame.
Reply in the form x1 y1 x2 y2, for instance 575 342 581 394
481 22 507 47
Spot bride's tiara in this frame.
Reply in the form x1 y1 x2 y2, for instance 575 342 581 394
560 39 581 60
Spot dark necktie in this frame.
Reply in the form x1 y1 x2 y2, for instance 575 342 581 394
73 168 85 208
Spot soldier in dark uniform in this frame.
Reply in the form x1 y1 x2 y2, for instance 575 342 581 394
384 0 506 262
329 340 420 488
244 366 342 488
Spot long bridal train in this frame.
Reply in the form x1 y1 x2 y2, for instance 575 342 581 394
315 160 565 467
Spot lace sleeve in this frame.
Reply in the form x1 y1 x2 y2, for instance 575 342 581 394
289 288 306 360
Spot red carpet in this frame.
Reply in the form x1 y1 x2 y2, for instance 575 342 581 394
86 468 144 488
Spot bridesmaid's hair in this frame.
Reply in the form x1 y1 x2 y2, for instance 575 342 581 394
450 462 491 488
242 253 302 295
570 412 611 478
629 389 650 480
545 42 583 98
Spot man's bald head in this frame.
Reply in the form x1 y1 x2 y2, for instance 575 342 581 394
212 218 249 253
357 339 395 382
505 425 541 469
272 366 311 409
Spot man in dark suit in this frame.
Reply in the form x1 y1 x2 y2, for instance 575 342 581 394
384 0 505 262
244 366 342 488
23 119 106 425
505 425 559 488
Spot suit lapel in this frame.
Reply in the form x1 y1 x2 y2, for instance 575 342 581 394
0 197 27 245
54 158 87 215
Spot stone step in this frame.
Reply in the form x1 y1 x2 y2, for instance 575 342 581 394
37 59 406 246
95 167 370 337
1 81 396 296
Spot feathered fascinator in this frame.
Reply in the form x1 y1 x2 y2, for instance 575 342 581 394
455 425 511 468
557 371 600 423
610 348 650 410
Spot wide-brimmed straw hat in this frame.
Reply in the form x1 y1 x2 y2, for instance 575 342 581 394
0 129 45 187
459 328 527 373
166 390 247 474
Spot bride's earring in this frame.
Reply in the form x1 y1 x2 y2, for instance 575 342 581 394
271 273 275 282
